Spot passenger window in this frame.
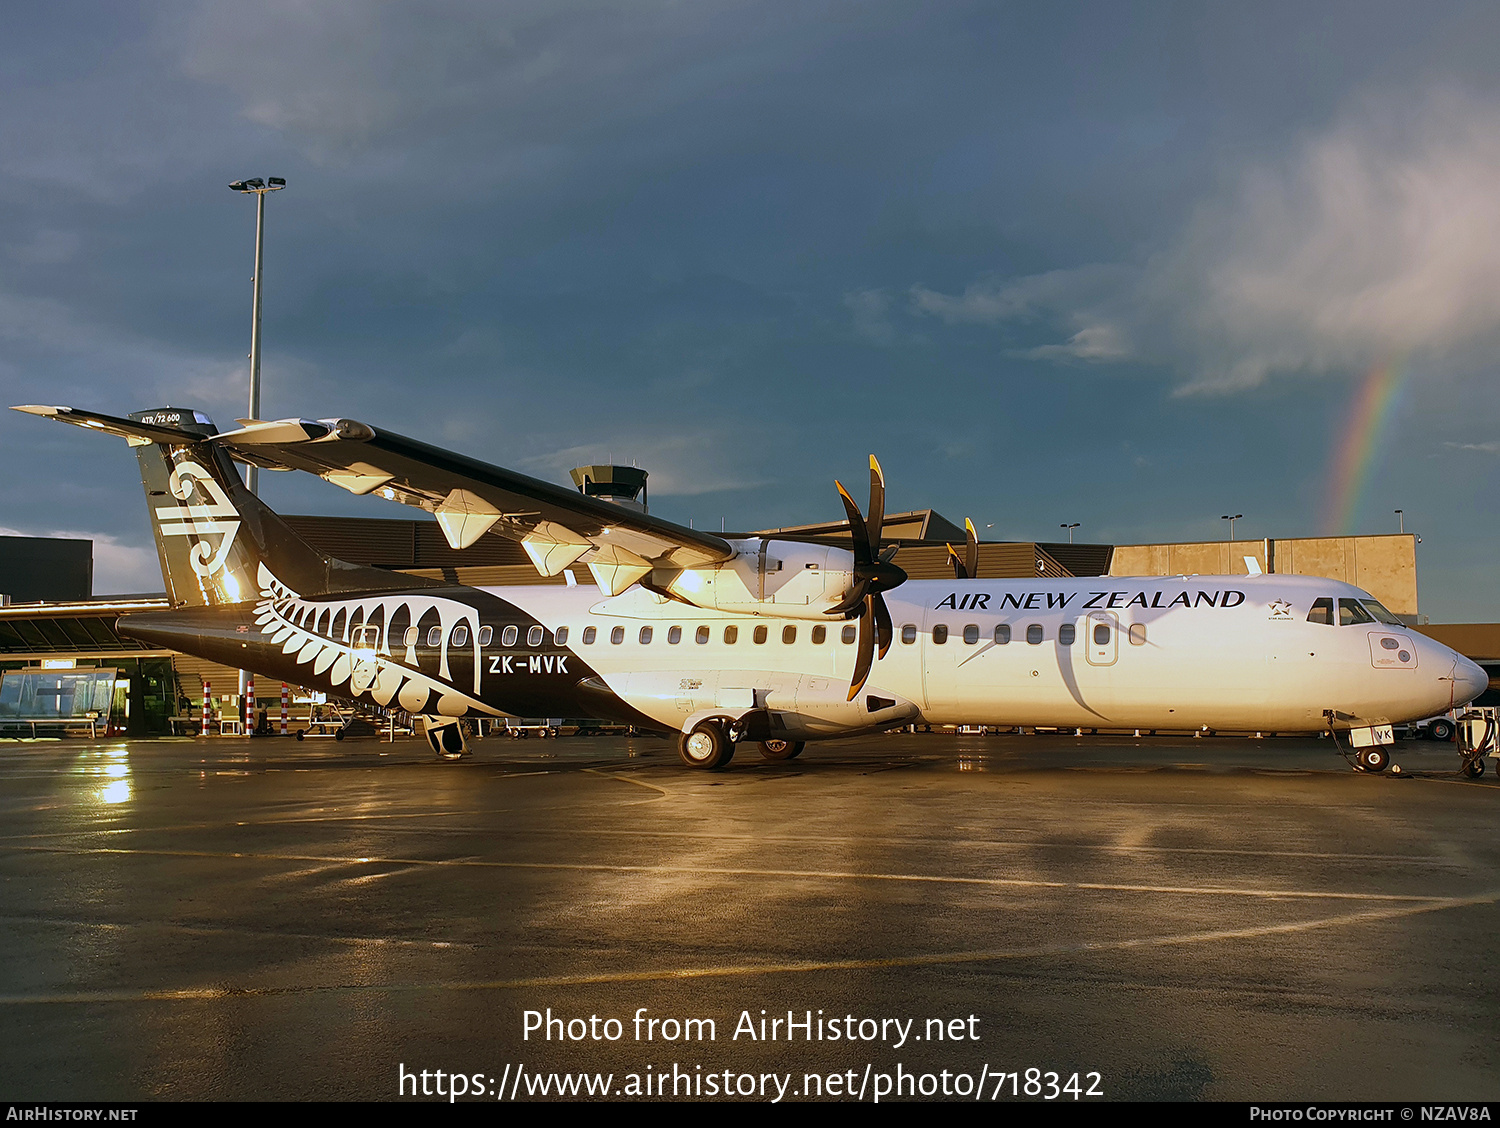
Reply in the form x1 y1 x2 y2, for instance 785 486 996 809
427 626 442 647
932 624 948 644
668 626 682 644
754 625 768 644
994 624 1010 645
527 626 543 647
1059 623 1075 645
611 626 625 644
582 626 596 645
1307 597 1334 626
1026 624 1043 645
404 627 419 647
842 625 857 644
963 624 979 644
783 625 797 644
1338 598 1374 626
1094 623 1110 645
811 625 826 644
1128 623 1146 646
452 625 469 647
477 625 492 646
1362 599 1404 626
501 625 518 647
723 625 738 644
696 625 710 644
639 626 653 644
555 627 569 645
901 624 917 644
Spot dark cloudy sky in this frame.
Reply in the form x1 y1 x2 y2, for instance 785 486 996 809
4 2 1500 620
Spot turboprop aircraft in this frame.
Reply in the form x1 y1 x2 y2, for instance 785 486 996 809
14 404 1489 772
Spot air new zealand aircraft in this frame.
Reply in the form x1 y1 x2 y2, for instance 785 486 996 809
15 404 1488 772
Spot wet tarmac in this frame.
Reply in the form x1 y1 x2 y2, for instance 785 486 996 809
1 730 1497 1102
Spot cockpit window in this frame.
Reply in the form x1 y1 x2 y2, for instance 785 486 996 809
1338 598 1375 626
1307 597 1334 626
1361 599 1404 626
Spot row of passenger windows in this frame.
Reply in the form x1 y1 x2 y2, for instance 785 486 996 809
1306 597 1404 627
397 620 1149 648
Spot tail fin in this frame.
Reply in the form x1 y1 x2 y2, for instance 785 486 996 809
15 404 434 608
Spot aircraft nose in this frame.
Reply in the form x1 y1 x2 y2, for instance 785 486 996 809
1454 655 1489 705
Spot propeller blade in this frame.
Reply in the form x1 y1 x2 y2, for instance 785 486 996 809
826 578 870 617
848 603 874 701
867 455 885 551
879 543 899 564
947 543 966 580
873 591 893 659
835 479 872 564
965 517 979 580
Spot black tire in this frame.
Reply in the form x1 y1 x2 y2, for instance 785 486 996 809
334 729 345 742
1359 747 1390 773
758 738 805 761
1463 757 1485 778
1430 719 1455 742
295 730 304 742
678 720 734 770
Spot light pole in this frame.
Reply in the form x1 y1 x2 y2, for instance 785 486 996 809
1220 513 1242 541
1395 509 1404 533
228 176 286 494
1060 522 1079 544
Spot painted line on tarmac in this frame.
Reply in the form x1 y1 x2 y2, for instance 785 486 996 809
2 843 1461 901
0 891 1492 1005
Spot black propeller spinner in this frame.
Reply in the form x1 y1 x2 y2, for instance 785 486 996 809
829 456 908 701
947 518 979 579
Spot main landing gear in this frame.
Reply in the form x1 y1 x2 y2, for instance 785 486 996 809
1355 747 1390 773
676 720 807 769
678 719 735 770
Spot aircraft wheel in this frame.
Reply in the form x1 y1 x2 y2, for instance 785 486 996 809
334 729 345 742
679 720 734 770
758 738 805 761
1463 757 1486 778
1429 719 1455 742
1358 747 1389 773
295 730 304 742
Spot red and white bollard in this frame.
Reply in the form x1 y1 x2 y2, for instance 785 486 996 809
244 675 254 734
280 683 288 736
201 679 211 736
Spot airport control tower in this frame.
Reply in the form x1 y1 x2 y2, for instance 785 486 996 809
570 465 649 514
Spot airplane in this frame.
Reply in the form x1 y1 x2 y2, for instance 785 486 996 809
13 403 1490 774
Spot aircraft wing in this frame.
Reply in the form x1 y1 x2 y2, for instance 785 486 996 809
208 416 736 589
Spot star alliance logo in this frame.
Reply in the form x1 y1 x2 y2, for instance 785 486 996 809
1268 599 1293 620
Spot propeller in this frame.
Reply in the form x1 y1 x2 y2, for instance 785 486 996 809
947 518 979 580
829 456 908 700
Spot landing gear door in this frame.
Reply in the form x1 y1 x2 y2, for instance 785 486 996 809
1086 611 1118 667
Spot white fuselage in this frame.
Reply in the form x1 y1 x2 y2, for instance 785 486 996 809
481 572 1486 739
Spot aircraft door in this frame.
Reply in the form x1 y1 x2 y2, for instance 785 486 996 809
1086 612 1118 667
350 624 380 693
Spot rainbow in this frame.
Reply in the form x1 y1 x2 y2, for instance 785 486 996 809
1322 358 1407 535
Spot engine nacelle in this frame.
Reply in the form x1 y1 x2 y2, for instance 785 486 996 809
661 538 859 621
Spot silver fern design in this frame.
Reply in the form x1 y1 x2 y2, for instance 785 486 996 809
254 563 499 718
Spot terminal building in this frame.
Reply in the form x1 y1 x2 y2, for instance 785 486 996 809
1 470 1494 735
